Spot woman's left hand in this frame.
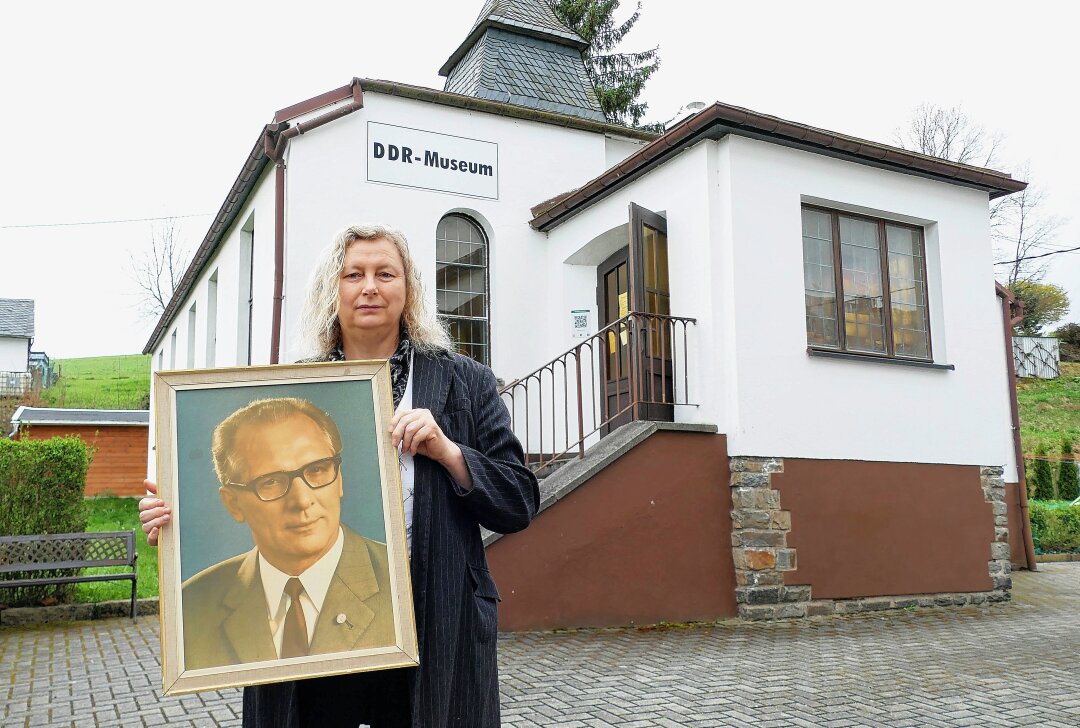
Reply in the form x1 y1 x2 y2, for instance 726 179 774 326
390 408 456 461
390 407 472 489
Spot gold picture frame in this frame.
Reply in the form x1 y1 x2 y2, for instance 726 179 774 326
154 361 417 695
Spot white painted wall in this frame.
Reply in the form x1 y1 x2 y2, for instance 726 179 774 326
723 136 1015 475
279 91 616 382
605 135 648 169
544 142 720 441
546 135 1017 477
0 337 29 372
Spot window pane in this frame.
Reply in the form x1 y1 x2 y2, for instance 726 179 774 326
436 215 489 365
642 225 670 294
839 216 886 353
644 227 657 289
801 209 838 348
887 225 930 358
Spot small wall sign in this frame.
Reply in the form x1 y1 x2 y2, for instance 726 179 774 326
570 308 595 339
367 122 499 199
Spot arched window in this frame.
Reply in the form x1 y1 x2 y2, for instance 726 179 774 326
436 214 489 365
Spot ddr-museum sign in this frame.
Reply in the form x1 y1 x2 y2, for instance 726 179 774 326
367 121 499 200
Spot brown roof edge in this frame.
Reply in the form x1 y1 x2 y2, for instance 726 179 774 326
358 78 657 141
274 82 355 123
530 101 1029 232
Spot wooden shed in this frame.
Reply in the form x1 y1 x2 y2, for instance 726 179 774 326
10 407 149 497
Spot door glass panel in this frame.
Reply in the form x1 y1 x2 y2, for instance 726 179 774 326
644 227 657 289
605 269 619 325
605 263 630 378
655 230 669 293
643 225 669 294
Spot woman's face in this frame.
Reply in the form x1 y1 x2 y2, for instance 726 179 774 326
337 237 408 342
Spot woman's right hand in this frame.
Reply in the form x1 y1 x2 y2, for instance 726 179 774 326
139 479 171 547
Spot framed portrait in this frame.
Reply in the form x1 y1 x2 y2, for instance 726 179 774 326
153 361 417 695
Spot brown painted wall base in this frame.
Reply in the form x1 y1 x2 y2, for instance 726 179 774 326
487 431 736 631
773 459 994 599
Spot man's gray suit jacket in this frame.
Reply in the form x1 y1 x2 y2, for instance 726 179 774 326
181 526 396 670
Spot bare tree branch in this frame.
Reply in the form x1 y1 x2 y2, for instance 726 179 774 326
991 164 1066 286
897 105 1069 284
894 103 1004 168
130 218 192 319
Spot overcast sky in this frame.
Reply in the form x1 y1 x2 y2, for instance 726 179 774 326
1 0 1075 359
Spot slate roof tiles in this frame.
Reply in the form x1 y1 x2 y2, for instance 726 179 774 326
0 299 34 339
443 0 606 123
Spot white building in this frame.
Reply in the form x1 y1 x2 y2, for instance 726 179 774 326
146 0 1034 627
1 298 35 405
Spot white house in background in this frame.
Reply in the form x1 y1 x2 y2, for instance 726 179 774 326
0 298 34 392
144 0 1035 627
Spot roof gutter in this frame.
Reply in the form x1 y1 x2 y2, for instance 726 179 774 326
996 282 1038 571
531 102 1028 232
263 80 364 364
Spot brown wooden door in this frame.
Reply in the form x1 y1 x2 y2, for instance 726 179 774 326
630 203 674 422
598 247 633 432
596 204 673 432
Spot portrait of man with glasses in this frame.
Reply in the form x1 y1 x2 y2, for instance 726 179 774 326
180 396 396 671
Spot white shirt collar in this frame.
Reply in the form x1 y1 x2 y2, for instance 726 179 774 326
258 526 345 619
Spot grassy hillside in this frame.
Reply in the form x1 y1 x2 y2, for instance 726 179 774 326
1017 361 1080 456
39 354 151 410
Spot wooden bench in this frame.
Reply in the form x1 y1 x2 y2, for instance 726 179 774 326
0 530 138 619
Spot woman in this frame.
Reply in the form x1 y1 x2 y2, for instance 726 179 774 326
140 223 540 727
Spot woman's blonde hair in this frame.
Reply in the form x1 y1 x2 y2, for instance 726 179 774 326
299 224 453 358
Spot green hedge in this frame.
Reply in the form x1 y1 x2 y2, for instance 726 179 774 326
0 437 93 606
1029 501 1080 554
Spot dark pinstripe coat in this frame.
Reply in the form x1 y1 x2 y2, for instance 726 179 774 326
243 351 539 727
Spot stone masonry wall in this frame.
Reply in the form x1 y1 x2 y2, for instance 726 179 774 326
729 457 807 619
729 457 1012 621
982 465 1014 592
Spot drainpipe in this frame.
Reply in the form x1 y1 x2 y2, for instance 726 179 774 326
270 162 285 364
263 80 365 364
998 284 1038 571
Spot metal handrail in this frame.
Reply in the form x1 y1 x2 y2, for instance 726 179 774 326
499 312 697 474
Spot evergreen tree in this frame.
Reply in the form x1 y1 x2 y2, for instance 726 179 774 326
549 0 660 127
1031 443 1055 501
1058 438 1079 501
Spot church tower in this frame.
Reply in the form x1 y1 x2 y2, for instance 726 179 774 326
439 0 607 123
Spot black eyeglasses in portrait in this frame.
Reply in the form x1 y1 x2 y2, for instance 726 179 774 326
227 454 344 501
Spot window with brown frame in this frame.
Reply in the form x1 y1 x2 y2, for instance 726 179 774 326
801 206 931 360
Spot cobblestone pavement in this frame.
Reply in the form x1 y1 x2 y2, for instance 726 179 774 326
2 564 1077 727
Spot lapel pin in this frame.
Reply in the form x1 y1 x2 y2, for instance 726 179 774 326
335 613 354 628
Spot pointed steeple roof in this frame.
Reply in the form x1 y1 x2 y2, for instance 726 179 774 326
439 0 605 123
440 0 588 76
